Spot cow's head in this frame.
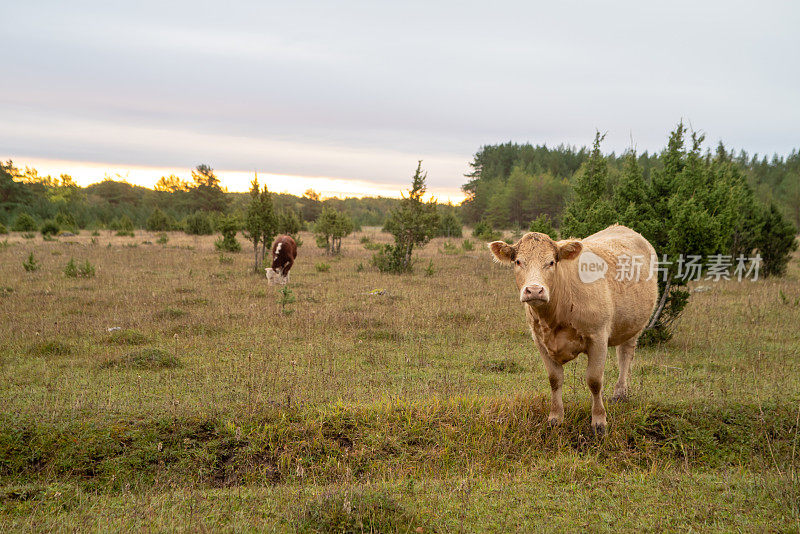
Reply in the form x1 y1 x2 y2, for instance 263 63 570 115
266 267 289 285
489 232 582 305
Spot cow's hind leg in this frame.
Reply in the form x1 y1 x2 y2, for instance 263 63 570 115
612 337 636 402
537 343 564 424
586 340 608 435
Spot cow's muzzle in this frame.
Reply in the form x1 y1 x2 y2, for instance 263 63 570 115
520 284 549 304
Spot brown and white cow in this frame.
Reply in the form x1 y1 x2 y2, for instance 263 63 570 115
266 235 297 285
489 224 658 434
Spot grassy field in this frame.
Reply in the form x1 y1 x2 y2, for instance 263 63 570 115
1 229 799 532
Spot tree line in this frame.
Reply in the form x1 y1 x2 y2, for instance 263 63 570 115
0 161 459 235
462 138 800 231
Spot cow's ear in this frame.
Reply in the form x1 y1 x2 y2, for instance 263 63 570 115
489 241 516 264
557 240 582 261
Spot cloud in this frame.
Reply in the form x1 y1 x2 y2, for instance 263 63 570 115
2 0 799 194
2 108 468 180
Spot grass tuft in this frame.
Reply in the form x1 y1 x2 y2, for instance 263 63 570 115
298 488 428 533
155 307 187 319
179 297 209 306
100 348 181 370
107 329 149 346
475 358 525 374
28 340 72 357
0 486 45 503
166 323 225 337
437 311 477 326
357 329 401 342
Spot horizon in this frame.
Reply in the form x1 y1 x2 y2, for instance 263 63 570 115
4 156 467 203
5 131 796 205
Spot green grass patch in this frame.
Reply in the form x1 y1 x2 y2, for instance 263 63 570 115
27 340 72 357
100 348 181 370
63 258 95 278
174 287 195 294
475 358 525 374
179 297 209 306
298 488 429 533
437 310 477 326
106 329 149 346
356 329 401 342
154 307 187 320
440 241 460 255
362 241 383 251
1 398 797 492
166 323 225 337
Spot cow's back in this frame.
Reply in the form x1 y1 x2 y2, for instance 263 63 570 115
580 225 658 345
271 235 298 274
583 224 654 259
272 235 297 259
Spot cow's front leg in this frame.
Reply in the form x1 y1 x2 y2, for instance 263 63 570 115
586 339 608 435
536 342 564 424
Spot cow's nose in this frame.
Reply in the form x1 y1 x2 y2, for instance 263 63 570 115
521 284 548 303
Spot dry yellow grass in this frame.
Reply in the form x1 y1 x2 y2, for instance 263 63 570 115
2 230 798 419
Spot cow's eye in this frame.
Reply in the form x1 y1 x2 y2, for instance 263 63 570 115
515 259 521 266
546 260 555 267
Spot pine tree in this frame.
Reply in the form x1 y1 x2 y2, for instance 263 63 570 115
13 212 37 232
314 207 353 255
214 216 241 252
437 211 462 237
277 208 302 238
710 154 761 258
561 132 616 238
374 161 440 273
758 203 798 277
529 213 558 240
189 164 228 212
146 207 172 232
613 151 657 243
243 177 277 273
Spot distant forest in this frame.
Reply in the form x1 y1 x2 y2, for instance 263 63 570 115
462 141 800 230
2 134 798 235
0 161 436 231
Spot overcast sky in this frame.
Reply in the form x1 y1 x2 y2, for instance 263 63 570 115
2 1 799 198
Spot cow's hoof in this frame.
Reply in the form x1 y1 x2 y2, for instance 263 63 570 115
547 416 563 426
610 392 629 403
592 423 607 437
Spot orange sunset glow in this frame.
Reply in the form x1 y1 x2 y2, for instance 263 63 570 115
5 157 468 203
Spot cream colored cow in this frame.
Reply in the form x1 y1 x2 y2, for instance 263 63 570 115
489 224 658 434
